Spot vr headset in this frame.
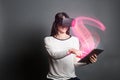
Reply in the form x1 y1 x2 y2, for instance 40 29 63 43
57 18 74 27
62 18 74 27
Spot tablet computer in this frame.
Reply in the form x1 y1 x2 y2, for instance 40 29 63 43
79 49 104 63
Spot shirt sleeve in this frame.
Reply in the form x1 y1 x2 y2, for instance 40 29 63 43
44 37 69 59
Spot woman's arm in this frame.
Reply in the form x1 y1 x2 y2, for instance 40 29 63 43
44 37 70 59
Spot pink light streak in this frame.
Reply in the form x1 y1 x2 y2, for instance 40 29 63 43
71 16 106 58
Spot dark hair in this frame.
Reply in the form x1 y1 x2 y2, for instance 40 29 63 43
50 12 70 36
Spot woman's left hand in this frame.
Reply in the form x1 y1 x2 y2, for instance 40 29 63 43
89 54 97 63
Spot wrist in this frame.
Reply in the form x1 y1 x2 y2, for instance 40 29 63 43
67 50 71 55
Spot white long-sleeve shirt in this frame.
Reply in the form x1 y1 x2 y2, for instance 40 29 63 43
44 36 87 80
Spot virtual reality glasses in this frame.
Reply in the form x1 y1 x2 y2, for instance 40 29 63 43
62 18 74 27
57 18 74 27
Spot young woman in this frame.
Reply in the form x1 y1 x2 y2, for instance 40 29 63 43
44 12 97 80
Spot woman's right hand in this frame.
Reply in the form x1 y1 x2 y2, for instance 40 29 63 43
68 48 82 57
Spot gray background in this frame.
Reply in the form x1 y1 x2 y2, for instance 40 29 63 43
0 0 120 80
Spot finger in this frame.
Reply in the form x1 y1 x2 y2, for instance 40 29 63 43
89 58 94 63
92 54 97 59
93 54 97 58
90 59 96 63
90 55 96 60
90 57 97 63
79 51 82 56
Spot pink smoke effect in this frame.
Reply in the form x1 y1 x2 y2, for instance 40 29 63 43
71 16 106 58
